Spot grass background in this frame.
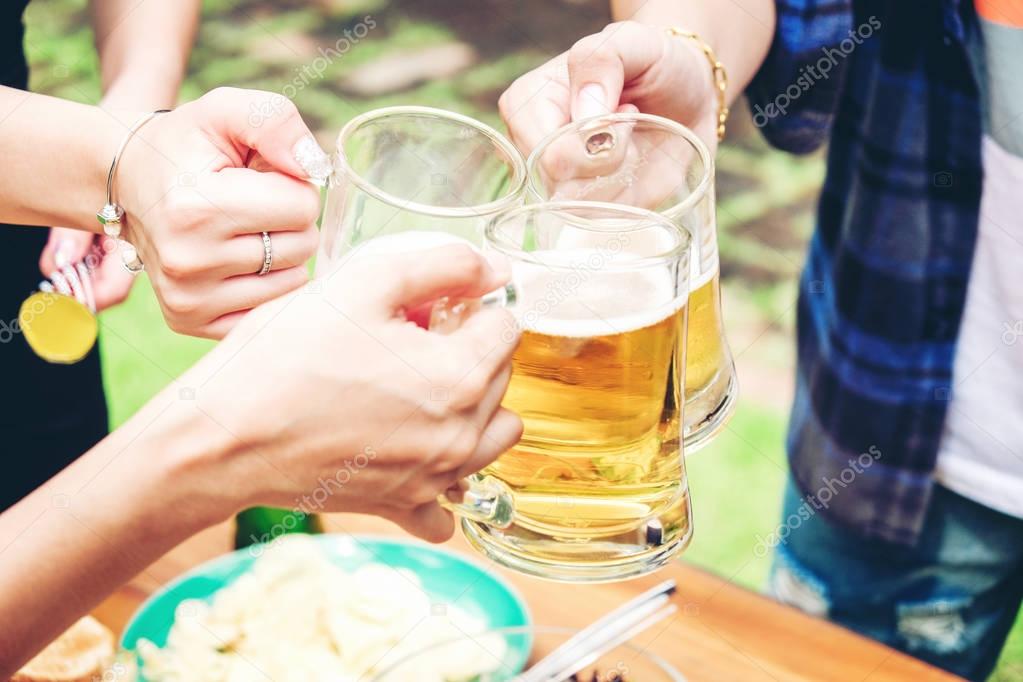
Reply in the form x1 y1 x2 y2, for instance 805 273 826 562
19 0 1023 678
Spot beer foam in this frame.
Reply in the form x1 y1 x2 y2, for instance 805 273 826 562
510 248 685 337
550 215 716 291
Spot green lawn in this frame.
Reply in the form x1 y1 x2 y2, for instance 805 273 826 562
22 0 1023 678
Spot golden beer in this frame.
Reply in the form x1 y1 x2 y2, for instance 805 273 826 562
527 112 737 451
463 254 693 577
682 266 734 438
684 268 724 394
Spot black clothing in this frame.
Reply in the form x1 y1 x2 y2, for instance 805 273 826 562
1 0 109 510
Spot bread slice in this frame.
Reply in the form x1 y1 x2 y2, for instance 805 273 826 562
11 616 115 682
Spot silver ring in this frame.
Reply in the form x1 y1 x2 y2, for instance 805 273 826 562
120 240 145 274
258 231 273 276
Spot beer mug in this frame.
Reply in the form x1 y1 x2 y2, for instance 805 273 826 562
313 104 525 544
526 113 737 452
315 105 526 272
459 202 694 582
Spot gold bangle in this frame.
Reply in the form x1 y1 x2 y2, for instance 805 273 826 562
666 27 729 141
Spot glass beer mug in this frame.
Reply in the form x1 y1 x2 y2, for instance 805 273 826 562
464 202 694 582
526 113 737 452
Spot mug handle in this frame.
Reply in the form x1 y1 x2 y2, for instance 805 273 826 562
440 475 516 529
430 284 518 530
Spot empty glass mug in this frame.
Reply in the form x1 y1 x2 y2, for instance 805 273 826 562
314 104 527 537
315 105 526 270
526 113 737 452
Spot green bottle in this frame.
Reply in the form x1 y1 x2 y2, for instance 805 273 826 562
233 506 324 550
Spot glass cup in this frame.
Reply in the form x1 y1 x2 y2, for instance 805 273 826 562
457 201 694 583
526 113 737 452
315 105 527 273
313 104 524 537
371 625 686 681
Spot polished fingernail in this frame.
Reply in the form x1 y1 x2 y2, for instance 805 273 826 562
54 239 74 269
576 84 608 121
49 269 72 296
63 265 87 306
76 262 96 313
294 135 332 186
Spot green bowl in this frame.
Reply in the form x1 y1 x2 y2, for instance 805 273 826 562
121 534 532 679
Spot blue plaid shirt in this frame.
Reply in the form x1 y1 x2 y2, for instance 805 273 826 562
746 0 983 545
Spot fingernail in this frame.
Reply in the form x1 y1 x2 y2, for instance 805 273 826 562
54 240 74 269
293 135 332 186
576 84 609 121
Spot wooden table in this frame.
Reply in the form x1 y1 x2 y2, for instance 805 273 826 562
96 515 959 681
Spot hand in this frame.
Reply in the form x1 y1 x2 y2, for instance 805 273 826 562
0 245 520 673
114 87 332 338
181 244 523 542
499 21 719 155
39 227 135 311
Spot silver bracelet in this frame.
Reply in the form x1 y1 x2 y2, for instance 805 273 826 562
96 109 171 238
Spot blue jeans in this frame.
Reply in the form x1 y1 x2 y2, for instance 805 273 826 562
769 476 1023 681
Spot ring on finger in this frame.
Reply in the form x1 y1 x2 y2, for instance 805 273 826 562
258 231 273 276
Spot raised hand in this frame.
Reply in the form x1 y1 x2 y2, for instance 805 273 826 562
499 21 718 157
185 244 523 542
113 87 332 338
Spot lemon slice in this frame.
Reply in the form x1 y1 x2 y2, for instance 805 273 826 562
11 616 115 682
19 292 98 364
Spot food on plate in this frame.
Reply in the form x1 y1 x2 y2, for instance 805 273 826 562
12 616 116 682
136 536 505 681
